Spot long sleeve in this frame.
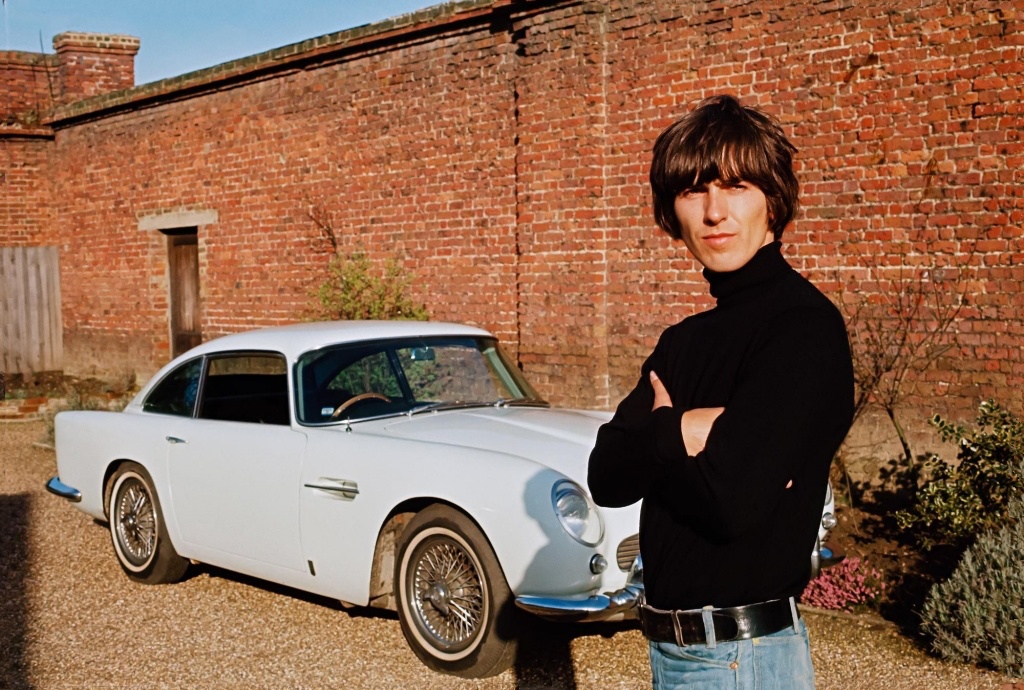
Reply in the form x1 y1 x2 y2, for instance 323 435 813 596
587 333 688 507
650 306 853 542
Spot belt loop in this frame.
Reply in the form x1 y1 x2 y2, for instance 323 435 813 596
701 606 717 648
789 597 799 631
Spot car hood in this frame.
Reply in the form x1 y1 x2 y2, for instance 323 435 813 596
379 407 612 484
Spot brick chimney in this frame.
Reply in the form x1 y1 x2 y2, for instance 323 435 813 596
53 32 140 103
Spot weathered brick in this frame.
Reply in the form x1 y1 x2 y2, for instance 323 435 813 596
1 0 1022 435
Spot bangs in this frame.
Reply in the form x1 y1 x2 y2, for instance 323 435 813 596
661 126 776 196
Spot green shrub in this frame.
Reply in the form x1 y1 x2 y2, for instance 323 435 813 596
920 489 1024 677
305 252 429 322
896 400 1024 551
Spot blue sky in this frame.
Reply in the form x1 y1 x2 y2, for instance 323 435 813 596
1 0 443 85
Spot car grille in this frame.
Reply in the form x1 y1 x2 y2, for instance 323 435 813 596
616 533 640 571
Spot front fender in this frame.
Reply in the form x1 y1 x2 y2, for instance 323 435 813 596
299 429 606 605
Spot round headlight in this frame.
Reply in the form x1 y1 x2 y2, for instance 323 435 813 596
552 480 604 546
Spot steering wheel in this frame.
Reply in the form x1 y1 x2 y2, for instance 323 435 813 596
330 392 392 419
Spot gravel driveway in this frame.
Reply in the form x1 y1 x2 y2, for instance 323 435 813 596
0 421 1013 689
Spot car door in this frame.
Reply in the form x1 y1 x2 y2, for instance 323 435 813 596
166 352 307 573
293 342 413 602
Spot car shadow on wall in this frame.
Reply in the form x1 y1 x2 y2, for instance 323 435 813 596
0 493 30 689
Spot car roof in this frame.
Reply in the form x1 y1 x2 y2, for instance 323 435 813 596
184 320 495 361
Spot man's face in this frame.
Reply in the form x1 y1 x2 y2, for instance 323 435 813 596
672 179 773 273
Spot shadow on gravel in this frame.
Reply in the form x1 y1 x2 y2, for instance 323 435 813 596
199 563 635 687
513 620 634 689
513 618 577 689
0 493 32 690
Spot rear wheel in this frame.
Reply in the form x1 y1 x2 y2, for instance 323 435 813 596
107 462 188 584
395 505 517 678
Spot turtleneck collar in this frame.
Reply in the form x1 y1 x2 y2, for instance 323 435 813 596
704 241 791 304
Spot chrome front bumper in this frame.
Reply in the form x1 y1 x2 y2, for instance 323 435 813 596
515 556 644 622
45 476 82 503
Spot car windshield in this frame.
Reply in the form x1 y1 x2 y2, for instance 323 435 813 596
294 336 546 424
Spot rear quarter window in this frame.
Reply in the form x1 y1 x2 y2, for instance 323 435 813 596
143 358 203 417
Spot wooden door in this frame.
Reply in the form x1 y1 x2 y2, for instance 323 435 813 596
167 230 201 357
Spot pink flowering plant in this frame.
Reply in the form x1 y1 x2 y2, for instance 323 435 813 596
801 558 886 611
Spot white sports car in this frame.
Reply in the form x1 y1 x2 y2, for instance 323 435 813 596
46 320 835 678
46 321 644 678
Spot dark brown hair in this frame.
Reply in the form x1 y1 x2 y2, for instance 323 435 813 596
650 95 799 240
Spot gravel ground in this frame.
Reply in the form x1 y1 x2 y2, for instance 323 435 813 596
0 421 1015 690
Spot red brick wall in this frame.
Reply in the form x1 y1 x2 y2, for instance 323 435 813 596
1 33 135 254
0 50 58 123
8 0 1024 441
1 51 57 248
0 137 53 247
45 14 520 377
513 3 618 408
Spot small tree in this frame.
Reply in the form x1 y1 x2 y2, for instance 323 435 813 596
303 200 428 322
305 251 429 322
838 260 968 463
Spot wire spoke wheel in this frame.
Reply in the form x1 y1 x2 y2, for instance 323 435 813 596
115 478 157 566
395 506 518 678
411 536 485 651
107 462 189 584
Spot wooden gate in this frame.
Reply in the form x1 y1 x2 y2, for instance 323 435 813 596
0 247 64 374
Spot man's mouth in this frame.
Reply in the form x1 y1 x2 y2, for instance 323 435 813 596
702 233 734 247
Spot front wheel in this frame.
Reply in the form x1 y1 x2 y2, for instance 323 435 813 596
107 462 188 584
395 505 518 678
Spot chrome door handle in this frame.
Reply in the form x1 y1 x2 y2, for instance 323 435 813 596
166 436 187 444
304 478 359 499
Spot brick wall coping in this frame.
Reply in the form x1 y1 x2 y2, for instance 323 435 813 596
0 125 55 140
53 32 141 55
47 0 565 129
0 50 58 67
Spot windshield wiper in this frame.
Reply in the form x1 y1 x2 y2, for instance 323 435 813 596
494 397 550 408
408 398 549 415
408 401 493 415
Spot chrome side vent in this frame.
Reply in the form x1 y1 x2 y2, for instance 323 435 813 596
616 533 640 571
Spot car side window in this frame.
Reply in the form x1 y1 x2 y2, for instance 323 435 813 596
198 353 290 425
143 358 203 417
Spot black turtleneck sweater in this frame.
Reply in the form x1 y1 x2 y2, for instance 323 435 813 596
588 242 853 610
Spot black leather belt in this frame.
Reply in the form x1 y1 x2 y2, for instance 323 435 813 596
639 598 798 646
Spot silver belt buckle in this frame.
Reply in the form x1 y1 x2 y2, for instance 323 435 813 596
671 609 689 647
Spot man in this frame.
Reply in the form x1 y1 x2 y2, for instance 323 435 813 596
588 94 853 688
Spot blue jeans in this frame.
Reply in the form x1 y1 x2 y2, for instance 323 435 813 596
648 617 816 689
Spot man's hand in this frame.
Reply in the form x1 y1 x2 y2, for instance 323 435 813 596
650 370 673 410
649 372 789 486
650 371 724 456
681 407 725 456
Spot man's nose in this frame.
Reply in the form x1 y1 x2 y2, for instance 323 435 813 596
704 185 727 225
